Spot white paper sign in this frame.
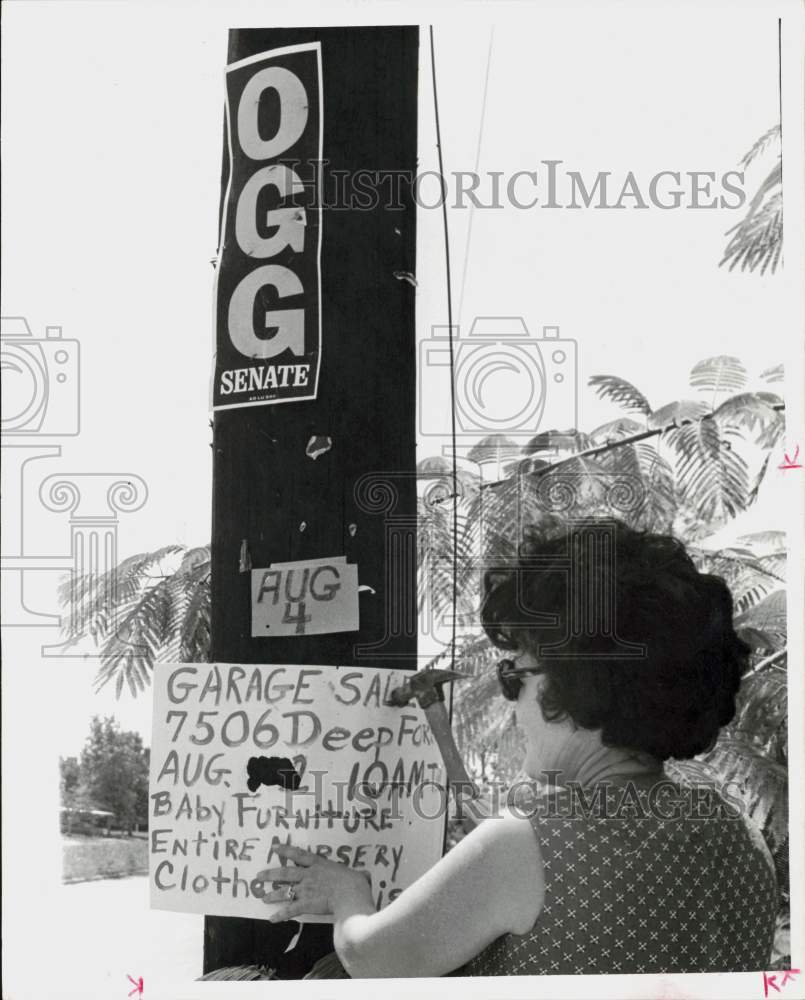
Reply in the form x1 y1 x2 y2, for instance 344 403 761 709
251 557 359 637
149 662 446 921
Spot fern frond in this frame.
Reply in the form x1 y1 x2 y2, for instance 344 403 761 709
668 733 788 855
689 545 784 613
648 400 710 429
588 375 651 415
58 545 184 643
689 356 748 396
181 567 211 662
757 416 785 451
735 591 786 649
714 392 783 438
737 531 786 552
589 418 644 444
740 124 781 169
760 364 784 384
465 436 520 465
736 626 780 654
757 551 787 576
720 181 782 275
87 546 210 696
664 418 749 521
732 668 787 762
706 736 788 853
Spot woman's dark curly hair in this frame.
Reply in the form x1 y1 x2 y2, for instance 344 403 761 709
481 519 750 761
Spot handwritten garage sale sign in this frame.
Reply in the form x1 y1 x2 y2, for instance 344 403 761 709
149 663 445 921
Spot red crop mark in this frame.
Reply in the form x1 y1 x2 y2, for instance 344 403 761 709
127 974 144 997
763 969 800 997
779 445 802 470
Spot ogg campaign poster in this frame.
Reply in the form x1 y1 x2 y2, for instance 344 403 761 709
213 43 323 410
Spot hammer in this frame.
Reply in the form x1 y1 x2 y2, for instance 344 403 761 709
387 669 479 800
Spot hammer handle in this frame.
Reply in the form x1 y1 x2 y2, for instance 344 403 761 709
423 701 478 799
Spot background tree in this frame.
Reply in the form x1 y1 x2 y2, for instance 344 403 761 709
78 716 150 835
59 755 81 809
721 124 782 275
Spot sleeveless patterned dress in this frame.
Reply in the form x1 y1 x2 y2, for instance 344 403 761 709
453 776 778 976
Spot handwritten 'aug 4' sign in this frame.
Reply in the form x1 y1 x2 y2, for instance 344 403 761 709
251 557 359 637
149 663 446 922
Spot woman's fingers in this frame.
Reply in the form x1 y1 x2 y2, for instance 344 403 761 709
268 898 332 922
273 844 315 866
262 887 308 904
254 866 305 884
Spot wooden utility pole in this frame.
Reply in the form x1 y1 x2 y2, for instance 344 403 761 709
206 25 419 976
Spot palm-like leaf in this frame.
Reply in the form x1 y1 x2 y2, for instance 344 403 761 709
732 667 788 763
588 375 652 415
736 625 780 655
520 430 593 456
689 546 785 614
757 551 787 577
669 733 787 855
720 125 782 276
450 635 510 750
58 545 185 644
60 545 210 696
735 590 786 650
589 417 644 444
760 364 784 384
418 498 480 624
721 163 782 275
648 400 710 429
594 441 677 531
713 391 783 438
740 125 781 170
664 418 749 522
738 530 787 552
689 356 749 397
465 435 520 465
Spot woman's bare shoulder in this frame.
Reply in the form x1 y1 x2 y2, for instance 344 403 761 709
467 806 545 934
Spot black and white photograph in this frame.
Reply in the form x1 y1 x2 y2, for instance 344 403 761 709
2 3 804 998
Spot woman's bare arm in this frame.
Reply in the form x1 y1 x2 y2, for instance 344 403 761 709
333 809 544 979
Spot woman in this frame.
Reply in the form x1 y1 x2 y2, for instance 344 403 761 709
255 521 778 978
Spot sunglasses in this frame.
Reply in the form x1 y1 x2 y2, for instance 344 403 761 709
497 658 543 701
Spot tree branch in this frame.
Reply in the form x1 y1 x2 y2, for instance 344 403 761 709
431 402 785 503
696 551 786 585
745 647 787 678
488 403 786 493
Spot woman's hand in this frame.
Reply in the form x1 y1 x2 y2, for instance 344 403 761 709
256 844 375 922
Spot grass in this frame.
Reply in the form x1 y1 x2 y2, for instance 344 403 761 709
62 833 149 883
